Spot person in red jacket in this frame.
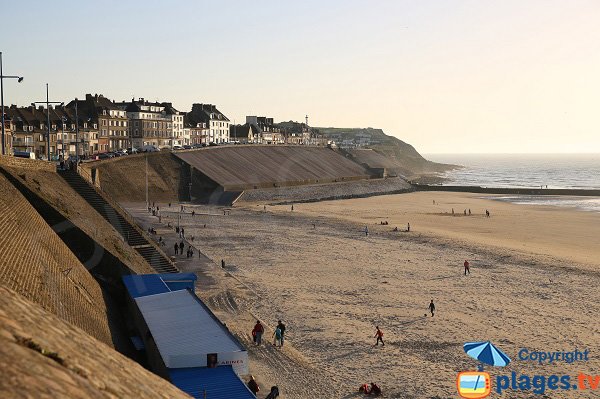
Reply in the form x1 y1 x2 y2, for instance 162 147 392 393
252 321 265 346
464 260 470 275
374 326 384 346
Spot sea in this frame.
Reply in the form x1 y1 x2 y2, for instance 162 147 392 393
425 154 600 213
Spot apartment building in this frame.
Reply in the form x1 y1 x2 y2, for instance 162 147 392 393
117 98 176 148
67 94 126 153
186 104 230 144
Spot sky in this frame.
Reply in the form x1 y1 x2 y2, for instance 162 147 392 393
1 0 599 154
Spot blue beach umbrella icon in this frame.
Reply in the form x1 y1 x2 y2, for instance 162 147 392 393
463 341 511 369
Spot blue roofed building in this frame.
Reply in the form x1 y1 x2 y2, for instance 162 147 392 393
122 273 253 399
169 366 255 399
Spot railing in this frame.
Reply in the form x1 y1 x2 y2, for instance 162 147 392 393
75 165 175 264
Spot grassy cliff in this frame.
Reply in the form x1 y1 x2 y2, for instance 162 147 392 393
318 127 457 177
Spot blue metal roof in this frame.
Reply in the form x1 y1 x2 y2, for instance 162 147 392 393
169 365 255 399
122 273 197 298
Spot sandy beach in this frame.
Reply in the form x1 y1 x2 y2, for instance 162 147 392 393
134 192 600 398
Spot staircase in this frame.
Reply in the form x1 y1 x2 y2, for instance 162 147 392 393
59 170 178 274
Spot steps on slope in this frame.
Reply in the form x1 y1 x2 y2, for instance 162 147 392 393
59 170 178 274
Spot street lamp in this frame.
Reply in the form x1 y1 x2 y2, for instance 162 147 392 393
0 52 24 155
32 83 63 161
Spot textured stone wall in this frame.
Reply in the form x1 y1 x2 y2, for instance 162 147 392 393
0 173 113 346
0 285 190 398
0 155 56 172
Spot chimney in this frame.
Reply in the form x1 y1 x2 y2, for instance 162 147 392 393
38 106 44 111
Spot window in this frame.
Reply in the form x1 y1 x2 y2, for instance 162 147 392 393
93 124 97 129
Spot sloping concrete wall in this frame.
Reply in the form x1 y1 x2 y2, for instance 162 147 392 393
0 173 113 346
175 146 371 191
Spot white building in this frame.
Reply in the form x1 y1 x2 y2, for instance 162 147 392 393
186 104 230 144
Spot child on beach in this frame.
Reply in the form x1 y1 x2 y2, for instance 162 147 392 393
273 326 282 346
277 320 286 346
429 300 435 317
374 326 384 346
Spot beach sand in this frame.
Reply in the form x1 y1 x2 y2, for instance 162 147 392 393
148 192 599 398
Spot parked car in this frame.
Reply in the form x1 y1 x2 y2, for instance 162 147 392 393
98 152 112 160
139 145 159 153
126 147 138 154
183 145 192 150
172 145 184 150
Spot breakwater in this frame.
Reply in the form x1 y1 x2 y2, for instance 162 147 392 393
412 184 600 197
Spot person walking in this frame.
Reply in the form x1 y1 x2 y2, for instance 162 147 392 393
252 321 264 346
265 386 280 399
364 226 369 237
174 243 179 255
179 241 184 254
181 227 185 239
407 222 410 232
374 326 384 346
277 320 286 346
221 259 225 268
464 260 470 275
247 375 260 396
429 299 435 317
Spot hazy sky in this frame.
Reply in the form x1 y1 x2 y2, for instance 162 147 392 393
1 0 599 153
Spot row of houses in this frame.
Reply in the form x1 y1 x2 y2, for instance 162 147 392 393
1 93 325 160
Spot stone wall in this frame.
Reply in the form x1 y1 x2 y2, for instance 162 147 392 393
0 155 55 172
0 285 189 398
0 173 113 346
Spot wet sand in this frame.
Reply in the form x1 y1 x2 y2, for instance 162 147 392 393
133 192 600 398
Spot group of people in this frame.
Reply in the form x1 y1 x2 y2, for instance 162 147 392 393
251 320 286 347
359 382 382 396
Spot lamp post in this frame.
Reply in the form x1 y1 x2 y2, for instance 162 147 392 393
32 84 63 161
74 98 79 161
61 116 66 162
0 52 24 155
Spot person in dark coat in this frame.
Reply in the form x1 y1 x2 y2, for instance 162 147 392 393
247 375 260 396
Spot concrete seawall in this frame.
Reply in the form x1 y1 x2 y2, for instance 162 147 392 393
413 184 600 196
